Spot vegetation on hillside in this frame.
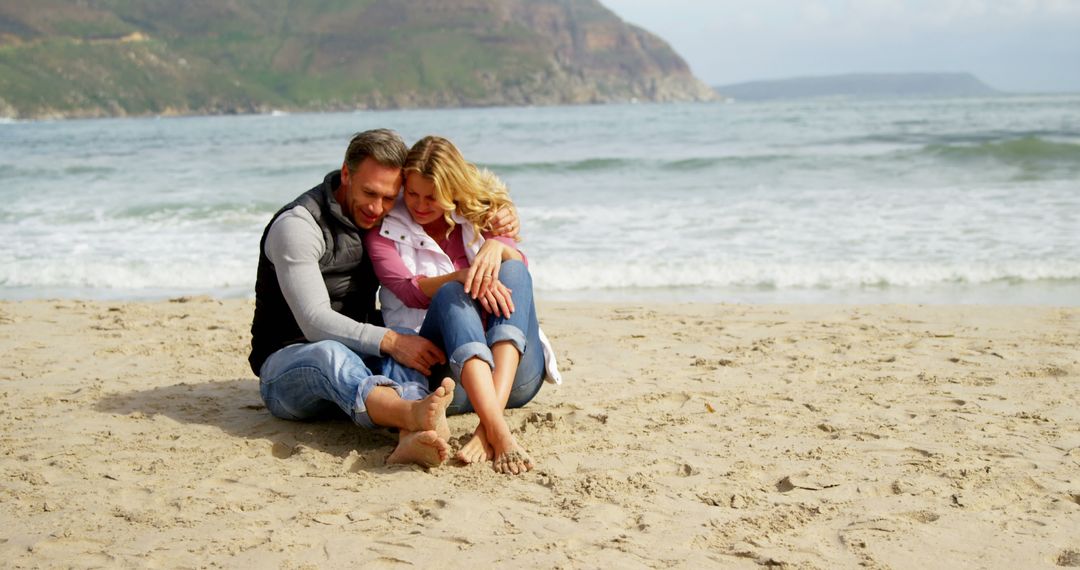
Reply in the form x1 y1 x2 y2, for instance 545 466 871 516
0 0 715 119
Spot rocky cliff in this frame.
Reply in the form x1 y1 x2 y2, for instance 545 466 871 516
0 0 716 119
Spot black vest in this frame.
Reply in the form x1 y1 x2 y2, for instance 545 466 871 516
248 171 381 375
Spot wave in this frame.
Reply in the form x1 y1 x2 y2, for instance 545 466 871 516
0 164 117 179
486 154 791 175
113 201 278 223
3 257 1078 300
64 165 117 176
660 155 791 170
484 157 636 174
838 128 1080 147
0 258 255 291
920 136 1080 168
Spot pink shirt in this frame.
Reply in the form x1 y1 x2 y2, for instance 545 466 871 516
364 217 524 309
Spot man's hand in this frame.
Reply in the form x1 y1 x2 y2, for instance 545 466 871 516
380 330 445 375
486 205 520 238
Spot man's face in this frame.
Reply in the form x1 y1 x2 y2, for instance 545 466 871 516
336 157 403 229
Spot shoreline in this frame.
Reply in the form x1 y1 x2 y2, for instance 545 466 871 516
1 299 1077 567
1 280 1078 307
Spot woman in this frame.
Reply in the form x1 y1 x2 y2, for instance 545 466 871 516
364 136 560 475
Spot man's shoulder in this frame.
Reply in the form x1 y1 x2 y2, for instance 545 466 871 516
266 206 324 261
272 205 318 229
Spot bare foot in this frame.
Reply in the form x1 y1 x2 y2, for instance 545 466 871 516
407 378 454 437
455 425 494 465
486 423 534 475
494 447 534 475
387 430 448 468
432 379 453 442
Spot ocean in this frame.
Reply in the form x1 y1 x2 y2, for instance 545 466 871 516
1 95 1078 305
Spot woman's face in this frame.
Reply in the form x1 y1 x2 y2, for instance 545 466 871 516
403 172 444 226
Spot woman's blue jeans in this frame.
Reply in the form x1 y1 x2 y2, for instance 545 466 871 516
419 260 545 416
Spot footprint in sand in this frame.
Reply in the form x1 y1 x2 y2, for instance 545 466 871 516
901 510 940 523
270 441 294 459
1057 549 1080 567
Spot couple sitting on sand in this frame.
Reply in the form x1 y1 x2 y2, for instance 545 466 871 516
248 129 560 475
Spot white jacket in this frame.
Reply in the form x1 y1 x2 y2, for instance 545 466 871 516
376 198 562 384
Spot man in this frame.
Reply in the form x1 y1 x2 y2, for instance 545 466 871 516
248 128 516 468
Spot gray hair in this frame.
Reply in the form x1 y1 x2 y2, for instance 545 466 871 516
344 129 408 170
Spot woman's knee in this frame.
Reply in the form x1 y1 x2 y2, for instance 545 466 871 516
498 260 530 283
432 280 468 303
505 373 543 410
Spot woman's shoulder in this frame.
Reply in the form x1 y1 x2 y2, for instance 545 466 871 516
379 202 416 235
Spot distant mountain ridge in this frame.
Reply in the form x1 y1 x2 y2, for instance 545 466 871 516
716 72 1001 101
0 0 717 119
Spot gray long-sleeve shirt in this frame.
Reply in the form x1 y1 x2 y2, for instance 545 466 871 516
264 205 388 356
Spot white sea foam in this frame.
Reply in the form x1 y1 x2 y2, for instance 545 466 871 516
530 259 1080 292
4 255 1075 300
0 258 255 291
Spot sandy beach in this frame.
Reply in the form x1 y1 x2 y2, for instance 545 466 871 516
1 298 1077 568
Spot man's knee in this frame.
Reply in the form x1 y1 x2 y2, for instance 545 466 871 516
296 340 373 378
306 339 352 362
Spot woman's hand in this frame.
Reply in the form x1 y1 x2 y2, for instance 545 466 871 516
478 279 515 317
486 205 520 238
464 240 508 299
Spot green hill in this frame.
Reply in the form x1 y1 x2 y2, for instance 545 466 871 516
0 0 716 119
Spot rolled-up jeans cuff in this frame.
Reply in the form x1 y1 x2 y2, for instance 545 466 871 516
450 342 494 380
486 324 526 355
354 375 400 429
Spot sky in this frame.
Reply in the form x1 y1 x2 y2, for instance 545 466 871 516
598 0 1080 93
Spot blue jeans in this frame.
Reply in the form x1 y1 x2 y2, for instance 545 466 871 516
258 340 429 429
419 260 545 416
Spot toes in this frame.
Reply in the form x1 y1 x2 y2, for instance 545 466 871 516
492 450 532 475
431 379 454 401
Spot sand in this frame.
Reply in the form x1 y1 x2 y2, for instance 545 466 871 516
1 298 1078 568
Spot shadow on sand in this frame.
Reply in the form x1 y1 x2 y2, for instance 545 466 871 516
93 377 406 473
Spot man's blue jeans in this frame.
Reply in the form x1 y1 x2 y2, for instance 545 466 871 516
258 340 428 429
419 260 545 416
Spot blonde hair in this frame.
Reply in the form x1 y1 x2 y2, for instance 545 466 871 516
403 135 516 243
